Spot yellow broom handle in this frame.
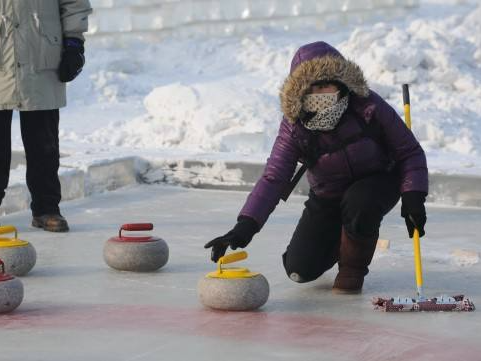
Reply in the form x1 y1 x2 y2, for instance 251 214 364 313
403 84 412 129
404 104 411 129
403 84 424 298
413 229 423 290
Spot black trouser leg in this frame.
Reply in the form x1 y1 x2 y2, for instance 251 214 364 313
341 172 401 242
20 110 61 217
282 192 342 283
338 172 401 276
0 110 13 206
283 172 401 284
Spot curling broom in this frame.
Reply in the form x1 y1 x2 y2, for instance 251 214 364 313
372 84 475 312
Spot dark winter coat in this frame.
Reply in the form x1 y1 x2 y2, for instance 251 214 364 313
239 41 428 228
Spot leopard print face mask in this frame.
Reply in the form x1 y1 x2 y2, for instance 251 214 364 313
303 92 340 112
301 93 349 131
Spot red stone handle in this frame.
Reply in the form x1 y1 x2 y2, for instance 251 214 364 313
119 223 154 238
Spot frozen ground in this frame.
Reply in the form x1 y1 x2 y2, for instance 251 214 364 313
0 185 480 361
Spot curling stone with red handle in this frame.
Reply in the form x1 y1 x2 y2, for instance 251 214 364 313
103 223 169 272
0 226 36 276
198 251 269 311
0 259 24 314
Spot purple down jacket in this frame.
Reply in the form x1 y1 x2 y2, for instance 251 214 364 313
239 41 428 229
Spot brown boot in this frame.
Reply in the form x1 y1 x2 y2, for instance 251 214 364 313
332 270 365 294
32 214 69 232
332 228 377 294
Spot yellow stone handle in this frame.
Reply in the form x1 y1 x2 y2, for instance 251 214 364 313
218 251 247 266
0 225 18 239
217 251 247 274
206 250 257 279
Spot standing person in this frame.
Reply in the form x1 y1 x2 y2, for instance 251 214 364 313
205 41 428 294
0 0 92 232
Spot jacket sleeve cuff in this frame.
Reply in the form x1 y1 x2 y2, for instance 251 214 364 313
63 32 86 42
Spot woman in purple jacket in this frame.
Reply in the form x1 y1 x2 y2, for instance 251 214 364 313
205 41 428 294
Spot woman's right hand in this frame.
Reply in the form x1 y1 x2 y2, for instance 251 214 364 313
204 216 259 262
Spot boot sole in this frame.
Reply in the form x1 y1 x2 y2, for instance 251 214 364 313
332 287 362 295
32 219 70 233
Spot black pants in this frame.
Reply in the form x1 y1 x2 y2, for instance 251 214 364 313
282 172 401 282
0 110 61 216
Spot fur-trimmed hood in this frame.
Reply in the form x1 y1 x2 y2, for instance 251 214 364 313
280 41 369 124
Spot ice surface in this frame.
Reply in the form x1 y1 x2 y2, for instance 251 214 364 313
0 185 480 360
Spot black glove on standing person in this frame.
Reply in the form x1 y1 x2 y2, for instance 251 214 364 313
204 216 259 262
401 191 427 238
58 38 85 83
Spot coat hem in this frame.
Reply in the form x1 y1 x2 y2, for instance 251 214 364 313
0 103 66 111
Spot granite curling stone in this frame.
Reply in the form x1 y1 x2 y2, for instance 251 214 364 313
198 251 269 311
0 259 24 314
0 226 36 276
104 223 169 272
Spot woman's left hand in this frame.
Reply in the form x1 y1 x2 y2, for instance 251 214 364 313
401 191 427 237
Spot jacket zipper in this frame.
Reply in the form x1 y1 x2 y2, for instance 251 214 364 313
14 8 21 108
0 16 5 69
333 127 354 180
342 148 354 179
0 15 6 37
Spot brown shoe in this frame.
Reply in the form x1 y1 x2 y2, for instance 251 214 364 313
32 214 70 232
332 228 377 294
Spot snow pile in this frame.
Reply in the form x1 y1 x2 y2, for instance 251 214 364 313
451 249 480 267
71 34 296 155
339 7 481 157
89 81 280 154
74 1 481 171
8 1 480 179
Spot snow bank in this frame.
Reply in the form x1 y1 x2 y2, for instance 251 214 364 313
89 81 279 154
75 1 481 175
339 8 481 157
88 0 419 35
4 1 480 216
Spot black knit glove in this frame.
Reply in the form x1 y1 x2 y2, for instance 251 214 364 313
401 191 427 238
58 38 85 83
204 216 259 262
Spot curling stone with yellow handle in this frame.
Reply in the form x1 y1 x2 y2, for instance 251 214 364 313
103 223 169 272
198 251 269 311
0 259 24 314
0 226 36 276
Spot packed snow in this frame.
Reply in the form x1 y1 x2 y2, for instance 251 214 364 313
8 0 481 182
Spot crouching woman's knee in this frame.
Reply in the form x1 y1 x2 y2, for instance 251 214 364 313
282 251 323 283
